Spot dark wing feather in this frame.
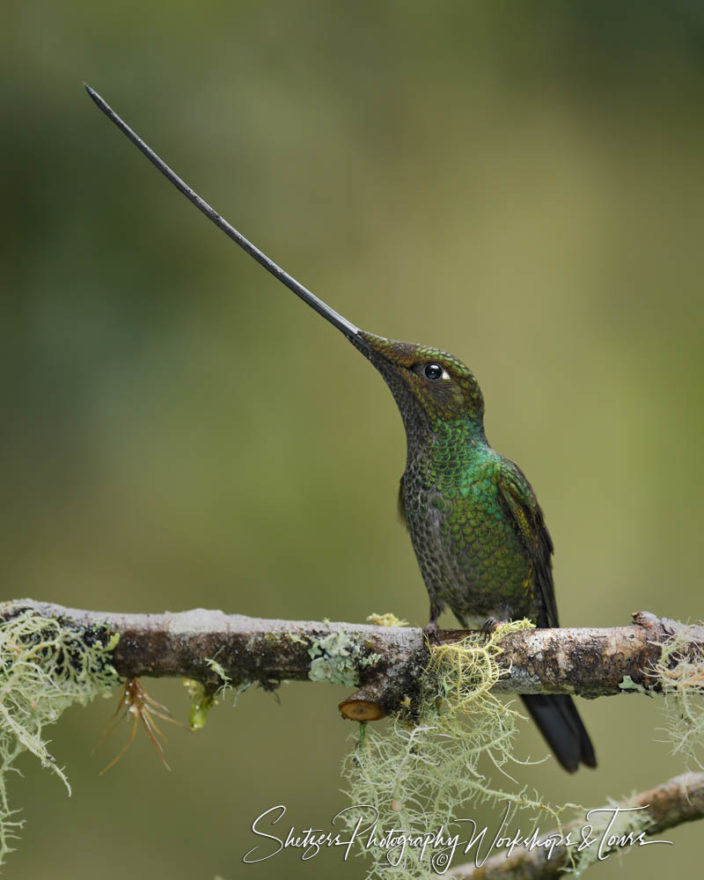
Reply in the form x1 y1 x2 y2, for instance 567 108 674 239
499 460 595 770
498 458 558 628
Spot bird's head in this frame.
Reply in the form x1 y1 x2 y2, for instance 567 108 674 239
352 331 485 441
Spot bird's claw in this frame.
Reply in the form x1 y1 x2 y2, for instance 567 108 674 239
422 620 441 646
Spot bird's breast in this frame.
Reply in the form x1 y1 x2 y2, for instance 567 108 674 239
401 459 536 621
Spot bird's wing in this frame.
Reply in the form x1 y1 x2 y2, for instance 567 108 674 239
498 458 558 628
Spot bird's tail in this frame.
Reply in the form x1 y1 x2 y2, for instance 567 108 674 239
521 694 596 773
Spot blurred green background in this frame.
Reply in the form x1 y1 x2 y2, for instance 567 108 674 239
2 1 703 878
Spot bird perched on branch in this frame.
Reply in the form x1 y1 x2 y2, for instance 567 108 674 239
86 85 596 773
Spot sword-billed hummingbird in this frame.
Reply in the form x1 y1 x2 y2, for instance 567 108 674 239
85 86 596 773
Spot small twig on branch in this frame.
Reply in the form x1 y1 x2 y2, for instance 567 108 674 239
447 771 704 879
2 601 702 719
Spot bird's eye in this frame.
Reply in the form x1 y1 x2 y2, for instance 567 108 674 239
424 363 443 380
411 362 450 381
411 362 449 381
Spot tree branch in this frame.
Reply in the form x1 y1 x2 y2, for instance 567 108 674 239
2 601 702 718
447 771 704 878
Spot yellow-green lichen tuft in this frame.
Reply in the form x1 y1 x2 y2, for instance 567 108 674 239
0 604 120 865
341 619 562 879
204 657 232 686
366 612 409 627
655 629 704 769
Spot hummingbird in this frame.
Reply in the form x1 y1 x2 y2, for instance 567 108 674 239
85 86 596 773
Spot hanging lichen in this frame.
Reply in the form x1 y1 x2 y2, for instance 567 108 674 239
656 629 704 770
0 603 119 864
341 620 563 879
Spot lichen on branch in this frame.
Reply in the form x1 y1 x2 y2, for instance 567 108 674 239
2 602 702 713
0 601 703 879
0 604 120 865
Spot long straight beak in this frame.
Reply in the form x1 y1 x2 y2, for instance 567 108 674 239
85 85 365 346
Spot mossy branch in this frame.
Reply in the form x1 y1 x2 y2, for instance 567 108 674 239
447 771 704 879
2 602 702 717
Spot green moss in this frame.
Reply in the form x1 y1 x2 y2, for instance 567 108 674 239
185 657 255 729
183 679 215 730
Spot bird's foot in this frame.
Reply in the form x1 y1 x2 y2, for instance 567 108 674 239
422 620 441 646
480 617 499 634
